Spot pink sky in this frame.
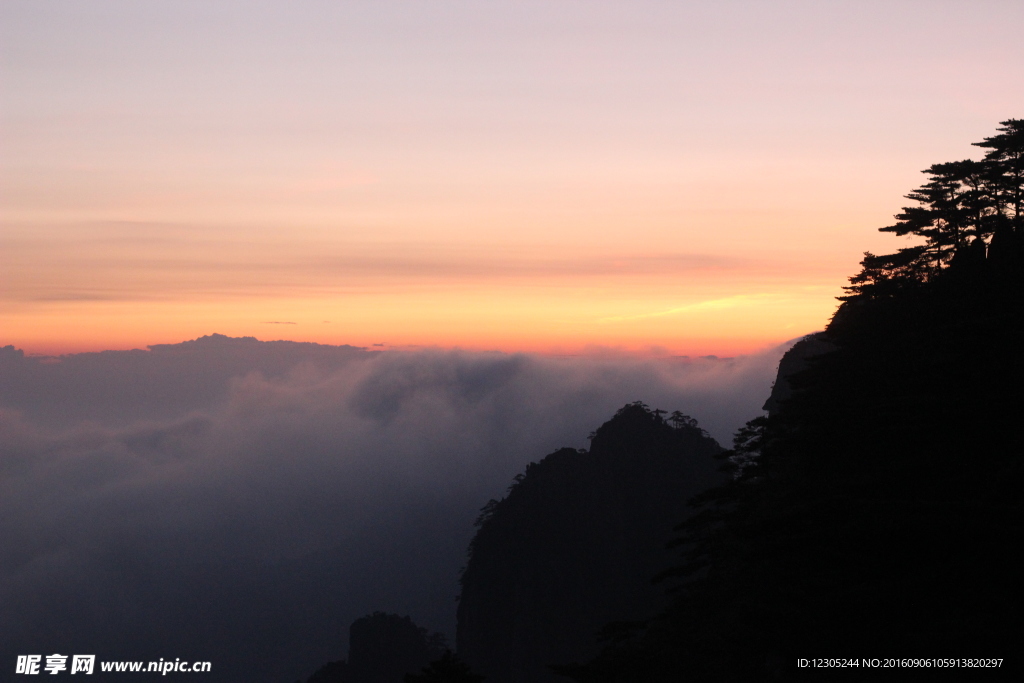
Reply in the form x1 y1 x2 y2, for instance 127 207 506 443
3 1 1023 355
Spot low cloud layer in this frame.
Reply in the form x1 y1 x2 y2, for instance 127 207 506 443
0 336 791 681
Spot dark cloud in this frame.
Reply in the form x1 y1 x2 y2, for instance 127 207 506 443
0 336 791 682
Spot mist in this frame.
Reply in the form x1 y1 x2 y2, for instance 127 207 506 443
0 335 791 682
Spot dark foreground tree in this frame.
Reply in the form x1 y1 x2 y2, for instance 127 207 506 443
845 119 1024 299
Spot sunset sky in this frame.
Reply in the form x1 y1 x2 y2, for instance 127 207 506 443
4 1 1024 356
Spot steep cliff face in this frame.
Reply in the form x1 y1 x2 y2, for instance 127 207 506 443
760 332 832 415
456 404 726 683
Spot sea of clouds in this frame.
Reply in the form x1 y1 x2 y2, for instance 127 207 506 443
0 335 792 682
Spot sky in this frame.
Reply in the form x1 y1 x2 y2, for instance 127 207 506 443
3 0 1024 356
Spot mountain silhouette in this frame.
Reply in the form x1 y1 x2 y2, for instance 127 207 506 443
559 119 1024 681
456 403 726 682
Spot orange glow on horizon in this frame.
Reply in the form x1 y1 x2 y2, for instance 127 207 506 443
3 266 844 358
2 217 858 357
